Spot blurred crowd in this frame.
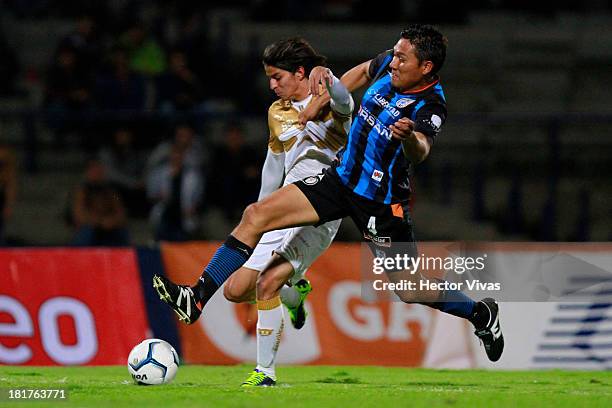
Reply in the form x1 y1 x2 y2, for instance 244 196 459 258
0 2 269 245
66 122 261 246
1 122 263 246
41 12 219 146
4 0 610 105
1 1 610 246
4 0 609 24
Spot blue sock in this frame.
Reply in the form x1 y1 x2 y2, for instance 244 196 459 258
435 288 476 319
193 235 253 305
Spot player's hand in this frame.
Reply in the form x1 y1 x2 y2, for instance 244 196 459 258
309 66 333 96
389 117 415 140
298 93 328 126
298 102 318 126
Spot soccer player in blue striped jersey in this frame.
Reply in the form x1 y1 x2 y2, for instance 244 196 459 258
333 47 446 204
153 24 504 364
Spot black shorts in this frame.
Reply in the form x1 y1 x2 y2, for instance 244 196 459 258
295 169 417 261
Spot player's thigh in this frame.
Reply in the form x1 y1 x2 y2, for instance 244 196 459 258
224 266 258 303
257 254 296 300
236 184 320 237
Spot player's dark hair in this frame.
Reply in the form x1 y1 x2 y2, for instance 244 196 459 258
262 37 327 77
400 24 447 76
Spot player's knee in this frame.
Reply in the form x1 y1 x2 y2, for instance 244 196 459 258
223 283 242 303
224 276 253 303
241 202 269 232
256 273 277 300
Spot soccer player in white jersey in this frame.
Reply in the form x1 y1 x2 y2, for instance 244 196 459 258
222 38 353 386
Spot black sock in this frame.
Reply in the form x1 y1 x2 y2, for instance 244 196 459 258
191 235 254 307
469 301 490 329
192 273 218 306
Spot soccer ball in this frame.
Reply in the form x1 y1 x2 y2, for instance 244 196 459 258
127 339 179 385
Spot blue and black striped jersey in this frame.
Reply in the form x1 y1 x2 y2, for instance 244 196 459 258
332 50 447 204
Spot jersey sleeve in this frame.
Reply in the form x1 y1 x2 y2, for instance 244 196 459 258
367 50 393 80
267 105 284 154
326 74 354 117
413 102 447 141
258 148 285 200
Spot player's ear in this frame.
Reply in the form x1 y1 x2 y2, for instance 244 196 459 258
295 66 306 80
421 60 434 76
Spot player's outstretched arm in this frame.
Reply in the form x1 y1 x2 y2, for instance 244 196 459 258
323 69 354 116
299 62 369 125
308 62 371 97
339 60 372 93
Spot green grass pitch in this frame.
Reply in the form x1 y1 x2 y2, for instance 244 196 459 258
1 365 611 407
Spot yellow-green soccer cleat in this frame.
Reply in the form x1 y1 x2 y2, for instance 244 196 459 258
286 279 312 330
241 369 276 387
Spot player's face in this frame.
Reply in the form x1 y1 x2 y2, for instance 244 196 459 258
264 64 303 100
389 38 432 91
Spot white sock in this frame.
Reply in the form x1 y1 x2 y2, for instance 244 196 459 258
280 285 300 308
256 297 284 380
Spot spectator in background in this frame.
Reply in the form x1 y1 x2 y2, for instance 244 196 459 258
147 145 204 241
208 123 261 221
156 49 204 112
71 159 130 246
147 122 205 171
166 10 213 93
0 144 17 246
44 46 93 146
119 22 167 76
97 127 148 217
94 47 146 111
45 47 93 109
0 29 21 96
57 14 100 77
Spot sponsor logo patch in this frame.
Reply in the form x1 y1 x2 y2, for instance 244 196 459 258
396 98 415 108
258 328 273 336
303 175 320 185
431 114 442 129
422 114 443 134
363 232 392 247
373 94 401 117
372 170 384 182
358 106 393 140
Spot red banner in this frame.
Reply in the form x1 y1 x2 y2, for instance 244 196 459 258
0 249 149 365
161 242 431 366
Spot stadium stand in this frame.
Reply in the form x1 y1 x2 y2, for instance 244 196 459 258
0 6 611 245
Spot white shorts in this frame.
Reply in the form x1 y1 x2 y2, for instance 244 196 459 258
243 219 341 283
